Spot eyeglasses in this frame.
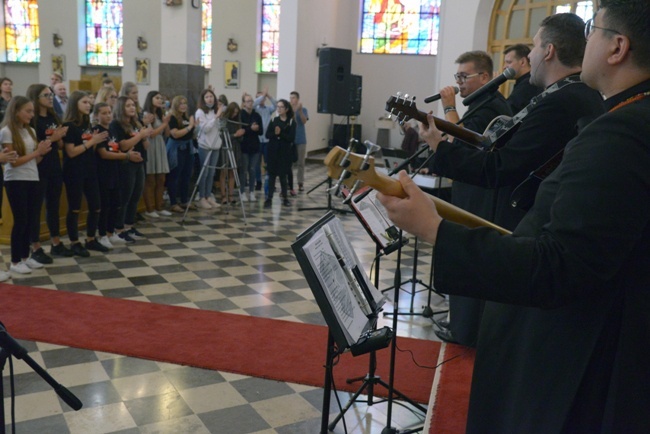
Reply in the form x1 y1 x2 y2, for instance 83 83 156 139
277 105 286 109
39 92 54 99
584 18 622 39
453 72 481 83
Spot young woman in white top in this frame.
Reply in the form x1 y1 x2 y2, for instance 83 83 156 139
194 88 222 209
1 96 52 276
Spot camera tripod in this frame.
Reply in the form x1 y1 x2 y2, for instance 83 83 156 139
182 121 247 224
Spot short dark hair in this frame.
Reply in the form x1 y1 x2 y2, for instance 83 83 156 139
455 51 493 74
601 0 650 70
290 91 300 99
539 13 586 68
504 44 531 61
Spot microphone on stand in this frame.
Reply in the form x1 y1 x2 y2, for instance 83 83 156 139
423 86 459 104
462 67 516 106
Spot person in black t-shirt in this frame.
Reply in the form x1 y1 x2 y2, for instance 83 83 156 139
166 95 195 213
61 91 109 257
26 83 71 262
109 96 151 242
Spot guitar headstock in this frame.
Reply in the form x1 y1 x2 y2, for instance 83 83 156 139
385 95 428 127
324 146 379 192
324 146 407 199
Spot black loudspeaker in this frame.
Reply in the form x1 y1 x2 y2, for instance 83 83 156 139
318 48 351 115
347 74 362 116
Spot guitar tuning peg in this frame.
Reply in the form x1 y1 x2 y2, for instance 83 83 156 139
404 93 409 99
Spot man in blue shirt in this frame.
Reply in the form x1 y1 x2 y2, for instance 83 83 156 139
290 91 309 193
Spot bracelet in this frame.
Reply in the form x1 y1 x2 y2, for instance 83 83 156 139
443 106 457 114
126 151 130 161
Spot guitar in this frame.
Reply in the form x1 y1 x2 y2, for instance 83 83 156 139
385 95 518 150
324 146 511 235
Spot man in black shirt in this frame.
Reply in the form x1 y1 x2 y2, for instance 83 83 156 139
503 44 543 112
434 51 512 346
379 1 650 432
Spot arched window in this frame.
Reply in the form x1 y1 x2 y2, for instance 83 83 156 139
201 0 212 69
3 0 39 63
85 0 123 67
360 0 441 55
260 0 280 73
489 0 594 95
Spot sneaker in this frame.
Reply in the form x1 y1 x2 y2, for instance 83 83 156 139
10 262 31 274
128 227 146 239
207 197 220 208
99 236 114 250
240 193 249 202
144 211 160 218
283 199 291 207
170 204 184 213
118 231 136 244
109 233 127 245
31 247 53 264
136 213 145 222
158 209 172 217
198 198 213 209
289 189 297 197
25 257 44 269
71 242 90 257
50 243 74 257
0 271 10 282
249 192 256 201
299 184 304 192
264 199 272 209
85 239 109 253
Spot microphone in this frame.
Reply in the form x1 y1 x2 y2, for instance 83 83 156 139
462 67 516 106
424 86 459 104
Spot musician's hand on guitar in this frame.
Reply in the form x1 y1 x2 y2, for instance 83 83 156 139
419 113 446 152
376 171 443 246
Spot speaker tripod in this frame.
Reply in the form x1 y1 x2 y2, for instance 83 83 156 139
299 114 352 214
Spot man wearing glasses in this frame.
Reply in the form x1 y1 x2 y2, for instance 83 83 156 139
379 1 650 432
433 51 512 346
429 14 605 349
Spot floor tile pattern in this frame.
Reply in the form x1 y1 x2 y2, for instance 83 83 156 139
2 162 448 433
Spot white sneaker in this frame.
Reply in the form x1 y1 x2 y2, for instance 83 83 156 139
0 271 10 282
10 262 32 274
25 258 44 269
240 193 249 202
198 198 213 209
249 192 256 201
207 197 220 208
144 211 160 218
99 236 114 250
109 233 127 245
158 209 172 216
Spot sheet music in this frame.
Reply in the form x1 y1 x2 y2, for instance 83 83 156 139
302 230 367 346
325 219 386 309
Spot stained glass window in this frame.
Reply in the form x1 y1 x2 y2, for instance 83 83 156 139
201 0 212 69
260 0 280 73
85 0 123 67
360 0 441 55
3 0 40 63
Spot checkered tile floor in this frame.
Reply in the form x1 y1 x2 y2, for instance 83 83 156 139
2 162 447 433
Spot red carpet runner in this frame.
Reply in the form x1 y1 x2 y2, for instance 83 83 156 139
2 284 440 403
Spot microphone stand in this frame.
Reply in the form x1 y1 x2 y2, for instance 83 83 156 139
1 323 82 434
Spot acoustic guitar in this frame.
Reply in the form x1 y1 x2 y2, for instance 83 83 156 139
324 146 511 235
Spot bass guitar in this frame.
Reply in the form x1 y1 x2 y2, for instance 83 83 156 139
324 146 511 235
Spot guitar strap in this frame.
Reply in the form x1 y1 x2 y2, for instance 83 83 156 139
483 75 582 148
